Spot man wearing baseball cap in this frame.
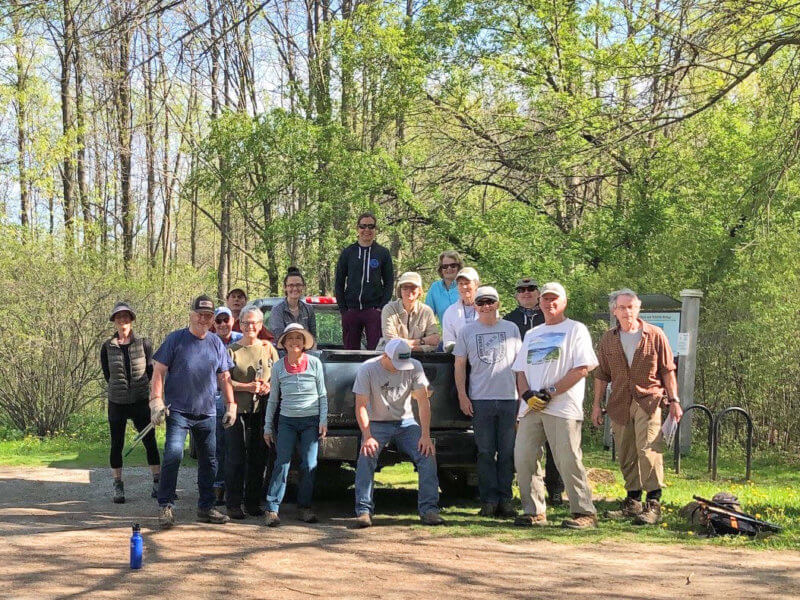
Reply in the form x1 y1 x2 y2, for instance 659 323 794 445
511 282 600 529
211 288 274 342
378 271 440 352
454 286 522 518
441 266 480 349
352 338 444 527
504 278 564 506
150 295 235 528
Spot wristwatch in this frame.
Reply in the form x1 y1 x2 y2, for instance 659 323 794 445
668 397 681 405
547 386 557 395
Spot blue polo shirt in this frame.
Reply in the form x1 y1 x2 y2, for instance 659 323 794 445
425 279 460 323
153 328 234 416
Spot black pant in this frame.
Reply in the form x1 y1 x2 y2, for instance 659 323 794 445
108 401 160 469
544 441 565 497
225 411 268 510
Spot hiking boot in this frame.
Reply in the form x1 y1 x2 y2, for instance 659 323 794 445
495 502 517 518
265 511 281 527
197 507 230 524
633 500 662 525
561 513 598 530
549 491 563 507
420 511 445 526
298 508 319 523
214 487 225 506
607 497 644 519
514 513 548 527
478 502 498 517
151 479 159 499
246 505 265 517
353 513 372 528
227 506 247 520
112 480 125 504
159 505 175 529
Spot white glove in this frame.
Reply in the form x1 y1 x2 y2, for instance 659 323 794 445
222 402 237 428
149 398 168 427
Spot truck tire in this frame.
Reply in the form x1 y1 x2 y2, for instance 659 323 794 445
438 468 477 500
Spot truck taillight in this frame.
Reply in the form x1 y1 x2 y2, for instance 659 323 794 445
305 296 337 304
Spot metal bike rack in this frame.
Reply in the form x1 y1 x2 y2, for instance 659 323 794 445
673 404 714 474
711 407 754 481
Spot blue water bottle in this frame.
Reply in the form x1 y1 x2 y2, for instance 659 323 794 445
130 523 143 569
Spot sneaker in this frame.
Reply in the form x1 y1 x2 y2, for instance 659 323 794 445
633 500 661 525
478 502 498 517
214 487 225 506
112 480 125 504
197 507 230 524
561 513 598 530
495 501 517 518
151 479 159 499
420 511 445 526
265 511 281 527
246 505 266 517
549 491 563 507
607 497 643 519
159 505 175 529
353 513 372 529
227 506 247 520
298 508 319 523
514 513 548 527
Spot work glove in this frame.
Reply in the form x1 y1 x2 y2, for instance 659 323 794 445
222 402 237 428
522 389 551 413
149 398 169 427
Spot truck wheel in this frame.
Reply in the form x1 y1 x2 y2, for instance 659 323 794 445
438 468 477 500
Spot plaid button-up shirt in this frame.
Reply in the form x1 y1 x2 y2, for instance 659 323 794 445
595 319 676 425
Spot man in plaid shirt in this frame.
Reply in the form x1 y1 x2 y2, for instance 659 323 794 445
592 289 683 525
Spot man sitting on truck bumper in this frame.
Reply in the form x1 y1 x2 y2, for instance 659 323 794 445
352 339 444 527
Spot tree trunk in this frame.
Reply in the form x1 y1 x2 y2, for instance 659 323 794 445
60 0 75 245
74 30 91 248
12 6 29 229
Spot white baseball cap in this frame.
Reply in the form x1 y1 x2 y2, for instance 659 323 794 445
455 267 479 282
384 338 414 371
539 282 567 299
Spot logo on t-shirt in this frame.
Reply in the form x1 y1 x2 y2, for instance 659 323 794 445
477 332 506 365
526 332 566 364
369 258 379 269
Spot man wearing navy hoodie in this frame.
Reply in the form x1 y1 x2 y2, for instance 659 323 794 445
335 212 394 350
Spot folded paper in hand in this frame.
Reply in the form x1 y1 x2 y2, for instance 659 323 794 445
662 414 678 448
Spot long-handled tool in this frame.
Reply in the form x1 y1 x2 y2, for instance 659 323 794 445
124 404 170 457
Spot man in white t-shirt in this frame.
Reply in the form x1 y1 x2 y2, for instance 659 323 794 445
512 282 599 529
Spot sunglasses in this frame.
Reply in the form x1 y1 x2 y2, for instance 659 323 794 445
516 286 538 293
441 263 460 270
358 223 376 230
475 298 497 306
214 317 230 324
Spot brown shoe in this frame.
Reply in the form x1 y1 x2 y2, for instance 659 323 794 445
561 513 598 530
514 513 548 527
633 500 661 525
606 497 643 519
478 502 498 517
353 513 372 528
264 511 281 527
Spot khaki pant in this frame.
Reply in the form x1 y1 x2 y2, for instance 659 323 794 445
611 402 665 493
514 411 596 516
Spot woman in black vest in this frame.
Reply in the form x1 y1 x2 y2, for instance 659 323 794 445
100 302 160 503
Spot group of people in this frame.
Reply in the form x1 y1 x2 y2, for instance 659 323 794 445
101 211 683 530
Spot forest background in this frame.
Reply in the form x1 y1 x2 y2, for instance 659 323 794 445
0 0 798 451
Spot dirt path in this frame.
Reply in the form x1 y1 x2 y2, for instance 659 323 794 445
2 466 799 599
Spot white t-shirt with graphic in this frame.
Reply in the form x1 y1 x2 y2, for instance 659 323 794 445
512 318 598 420
453 319 521 400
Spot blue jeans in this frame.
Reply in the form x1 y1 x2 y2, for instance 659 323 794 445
158 410 217 510
265 415 319 512
214 395 226 489
355 419 439 517
472 400 517 503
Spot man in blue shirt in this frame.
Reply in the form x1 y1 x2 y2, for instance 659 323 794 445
150 295 235 528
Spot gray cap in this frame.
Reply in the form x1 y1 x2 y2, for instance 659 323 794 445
384 338 414 371
475 286 499 303
515 277 538 289
109 301 136 322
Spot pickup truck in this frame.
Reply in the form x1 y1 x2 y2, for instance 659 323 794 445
252 296 478 497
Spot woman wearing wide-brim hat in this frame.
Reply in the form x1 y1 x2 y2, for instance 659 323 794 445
262 323 328 525
100 301 161 504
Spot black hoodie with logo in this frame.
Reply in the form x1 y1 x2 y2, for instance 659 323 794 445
334 241 394 312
